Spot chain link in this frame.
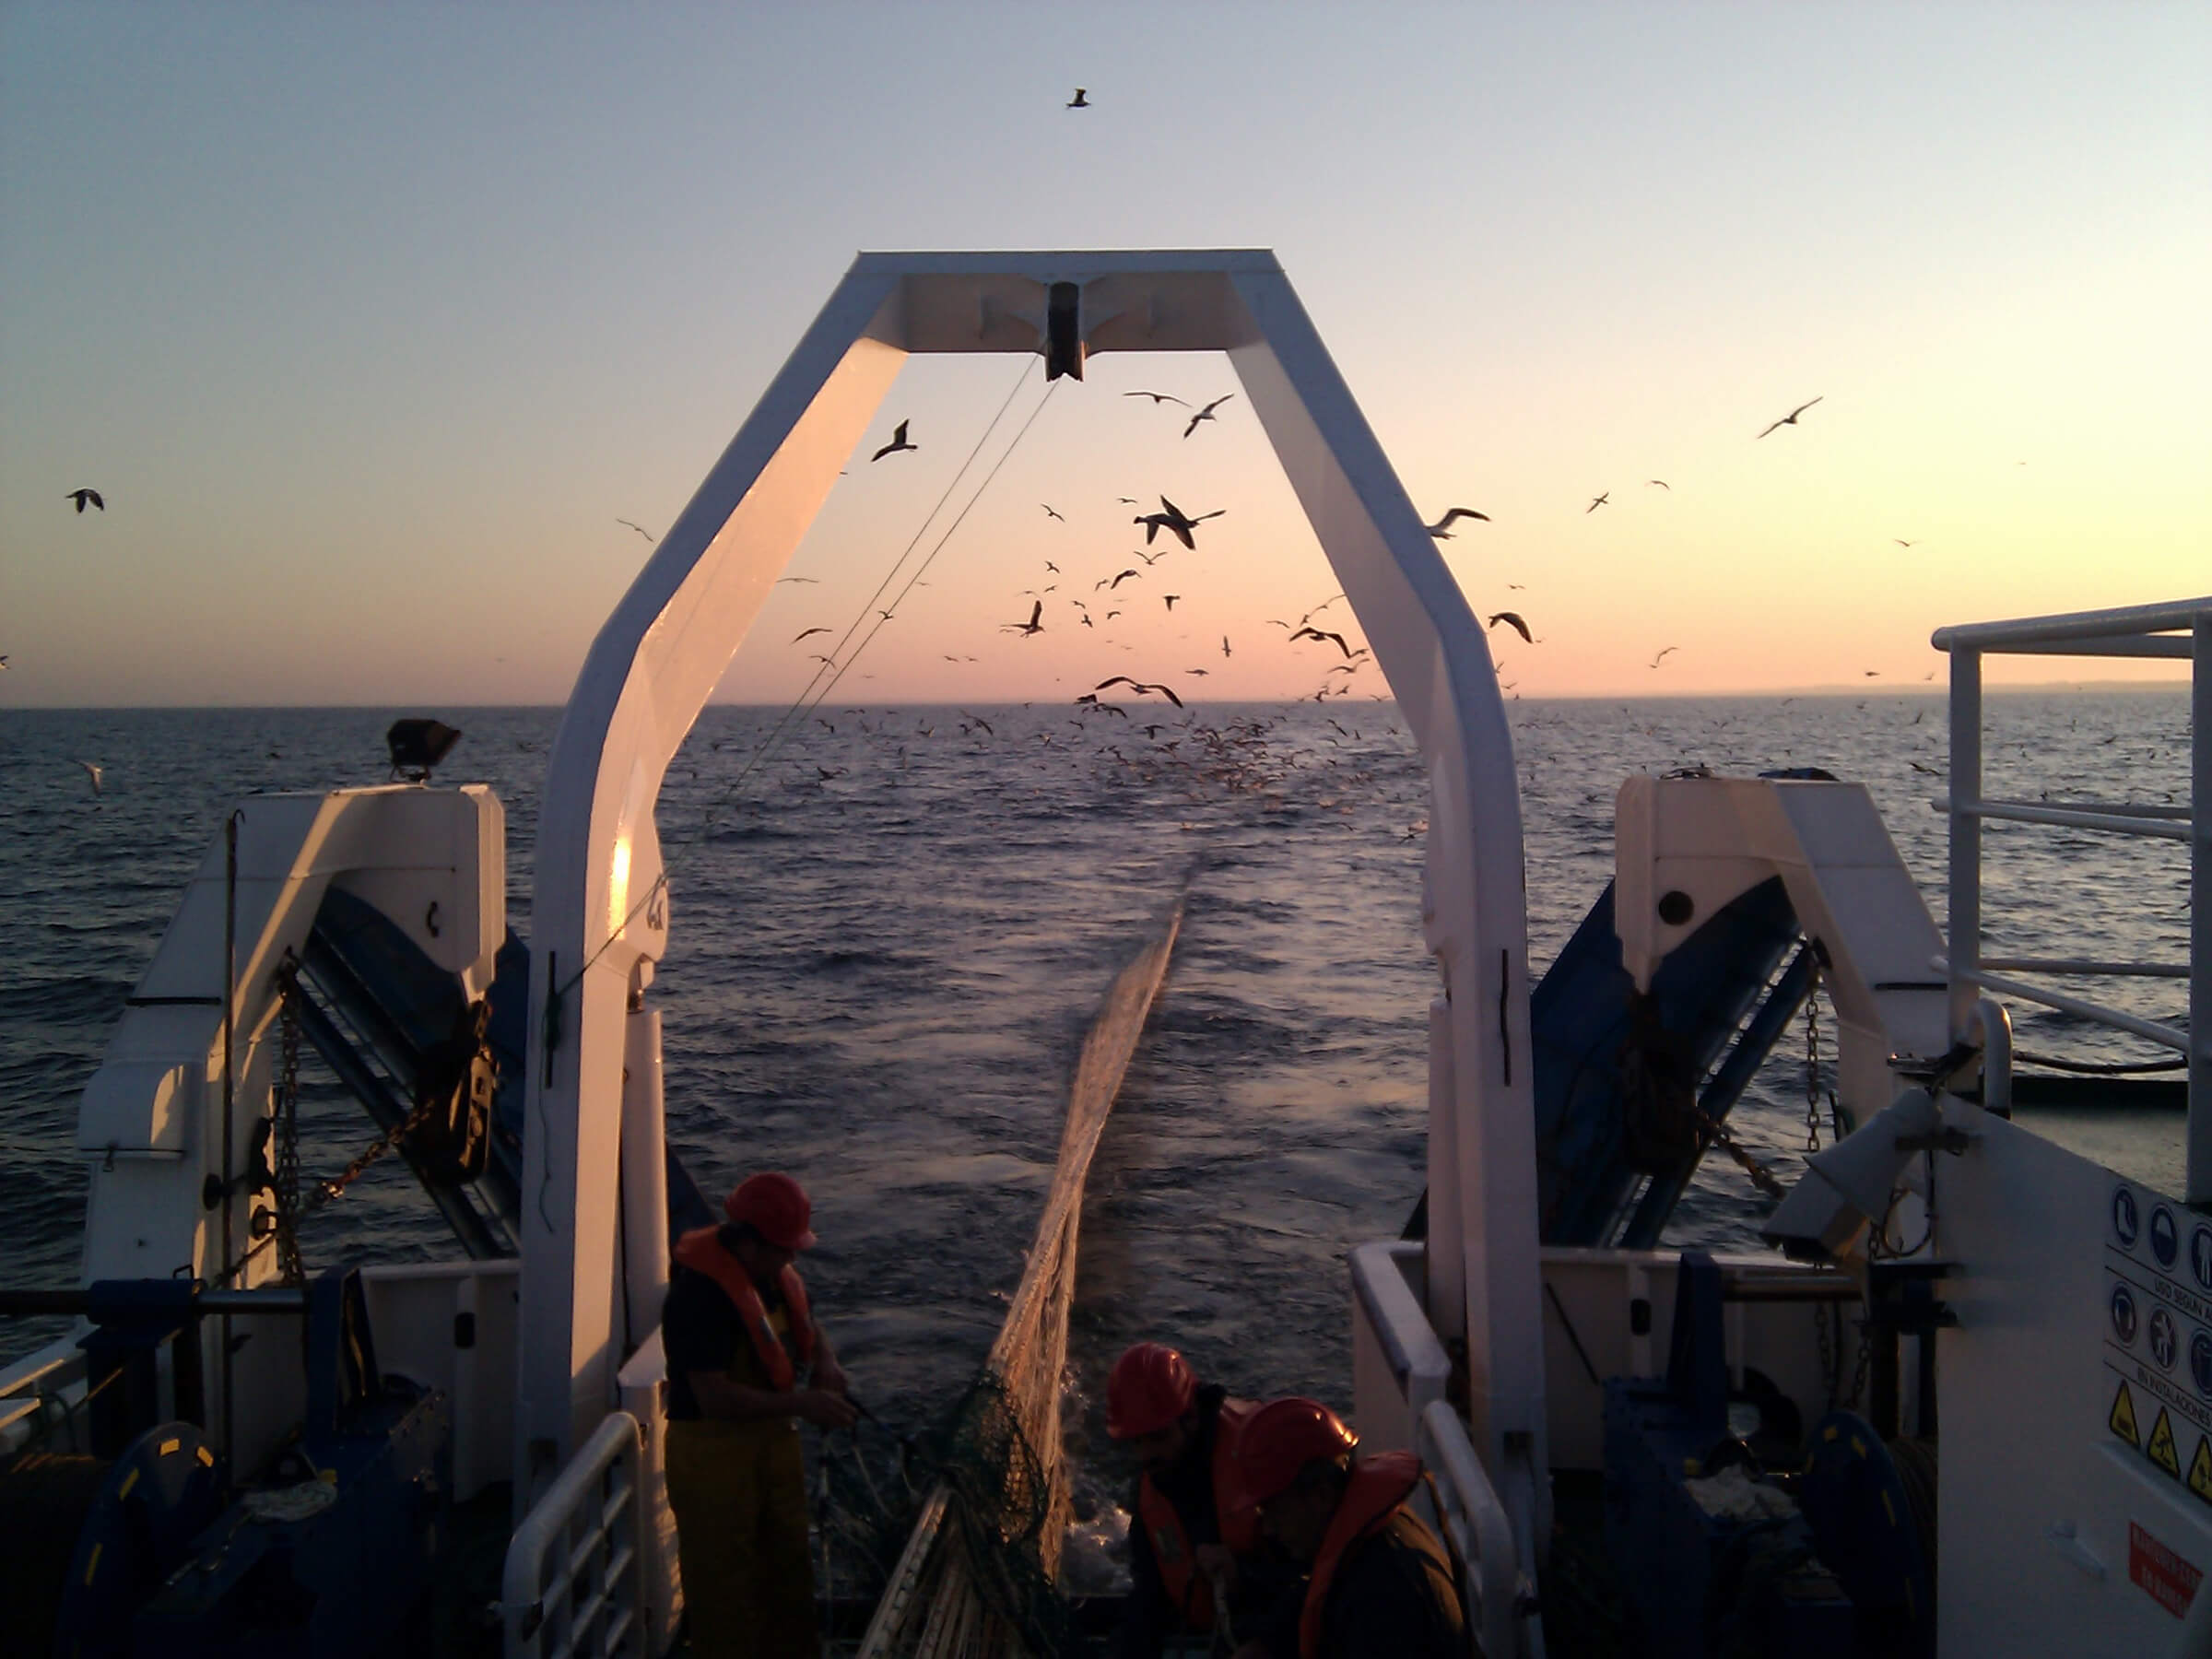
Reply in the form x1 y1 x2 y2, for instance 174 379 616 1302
308 1087 446 1209
1693 1101 1791 1204
1804 962 1825 1154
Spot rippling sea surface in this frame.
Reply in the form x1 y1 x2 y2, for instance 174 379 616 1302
1 692 2193 1466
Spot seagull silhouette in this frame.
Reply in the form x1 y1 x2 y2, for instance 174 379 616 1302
1756 396 1823 439
1645 480 1670 490
77 760 103 795
1182 394 1236 439
1893 539 1916 547
1291 627 1355 659
1220 635 1231 659
1424 508 1490 537
1586 492 1609 512
1163 594 1180 610
1044 561 1060 572
1095 676 1184 709
1487 612 1534 645
793 627 832 643
1066 88 1088 108
871 420 917 462
1650 645 1678 668
1122 392 1187 407
1041 504 1065 521
1135 497 1225 549
67 488 104 513
776 576 819 583
1002 600 1045 636
616 518 656 542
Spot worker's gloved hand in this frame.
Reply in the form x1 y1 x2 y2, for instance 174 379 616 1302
1195 1543 1238 1594
796 1388 859 1430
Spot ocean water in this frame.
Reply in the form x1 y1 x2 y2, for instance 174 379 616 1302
0 690 2193 1451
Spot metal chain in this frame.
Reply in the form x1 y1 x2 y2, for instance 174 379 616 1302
1693 1102 1791 1204
1817 1300 1839 1412
1804 964 1825 1154
273 964 305 1283
308 1084 444 1209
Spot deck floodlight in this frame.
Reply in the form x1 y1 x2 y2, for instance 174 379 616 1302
1045 281 1085 382
1762 1088 1944 1261
387 718 463 782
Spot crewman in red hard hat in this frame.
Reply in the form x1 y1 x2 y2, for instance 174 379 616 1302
1106 1341 1292 1659
661 1171 854 1659
1226 1397 1465 1659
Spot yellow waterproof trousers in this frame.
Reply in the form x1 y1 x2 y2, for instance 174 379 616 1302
665 1418 818 1659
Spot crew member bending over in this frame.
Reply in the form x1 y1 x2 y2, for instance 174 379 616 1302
662 1171 854 1659
1229 1397 1465 1659
1109 1341 1292 1658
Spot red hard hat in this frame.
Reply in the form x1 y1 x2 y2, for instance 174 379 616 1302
725 1171 818 1250
1105 1342 1197 1440
1231 1397 1357 1503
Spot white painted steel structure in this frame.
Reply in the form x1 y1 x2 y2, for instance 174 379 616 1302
502 1408 649 1659
512 250 1548 1542
1934 596 2208 1196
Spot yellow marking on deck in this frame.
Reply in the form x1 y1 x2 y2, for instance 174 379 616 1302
84 1541 101 1584
158 1436 180 1457
118 1467 139 1499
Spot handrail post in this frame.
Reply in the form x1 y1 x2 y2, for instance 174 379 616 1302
1947 645 1983 1046
2190 613 2210 1204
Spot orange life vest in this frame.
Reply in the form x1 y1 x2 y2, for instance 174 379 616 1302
1136 1395 1259 1631
1298 1451 1442 1659
671 1227 816 1390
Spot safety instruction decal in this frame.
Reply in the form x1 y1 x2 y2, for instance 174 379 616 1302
2105 1178 2212 1506
2130 1523 2203 1619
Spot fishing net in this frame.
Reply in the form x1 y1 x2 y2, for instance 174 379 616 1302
822 905 1181 1658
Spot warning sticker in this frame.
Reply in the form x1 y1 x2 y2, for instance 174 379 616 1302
2130 1522 2204 1618
2150 1410 2183 1477
2190 1439 2212 1504
2105 1178 2212 1504
2113 1381 2142 1447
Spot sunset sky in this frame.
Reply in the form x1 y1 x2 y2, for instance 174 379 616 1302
4 4 2205 708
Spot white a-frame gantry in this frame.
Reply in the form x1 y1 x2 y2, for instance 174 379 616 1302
515 250 1546 1532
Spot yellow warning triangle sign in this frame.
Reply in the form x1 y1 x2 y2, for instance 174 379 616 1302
2189 1437 2212 1504
2150 1408 2182 1477
2112 1380 2141 1447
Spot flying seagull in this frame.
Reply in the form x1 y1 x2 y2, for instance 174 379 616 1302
1486 612 1534 645
1893 539 1916 547
67 488 104 513
1645 480 1670 490
1041 504 1065 521
1756 396 1823 439
1586 492 1609 513
1425 508 1490 538
1002 600 1045 636
1220 635 1231 659
793 627 832 643
1163 594 1180 610
1182 394 1236 439
1135 496 1225 550
1066 88 1088 108
1122 392 1187 407
871 420 917 462
1650 645 1678 668
776 576 820 583
77 760 104 795
1290 627 1355 659
1095 676 1183 709
617 518 656 542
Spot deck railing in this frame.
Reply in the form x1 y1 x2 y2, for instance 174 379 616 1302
504 1409 649 1659
1416 1399 1541 1659
1931 595 2209 1196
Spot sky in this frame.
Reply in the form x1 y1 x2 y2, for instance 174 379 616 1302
3 2 2206 708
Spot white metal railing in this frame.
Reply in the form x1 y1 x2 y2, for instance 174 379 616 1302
504 1410 649 1659
1416 1399 1541 1659
0 1333 91 1456
1932 595 2209 1196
